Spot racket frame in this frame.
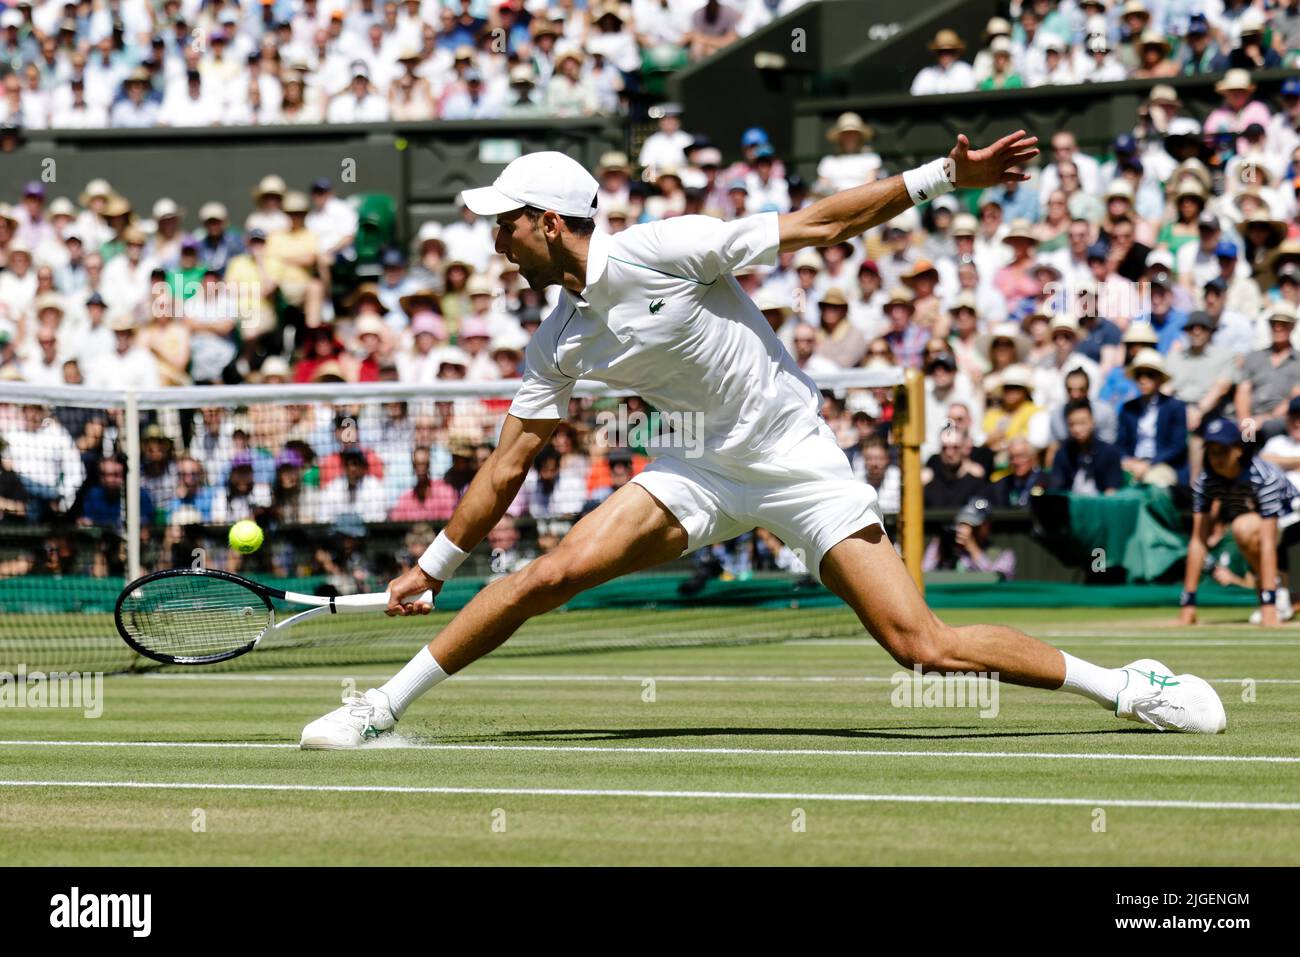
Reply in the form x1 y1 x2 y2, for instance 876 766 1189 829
115 567 433 666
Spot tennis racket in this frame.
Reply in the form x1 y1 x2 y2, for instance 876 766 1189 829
115 568 434 666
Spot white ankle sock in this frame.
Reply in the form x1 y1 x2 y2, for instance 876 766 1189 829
1059 652 1126 708
379 646 448 719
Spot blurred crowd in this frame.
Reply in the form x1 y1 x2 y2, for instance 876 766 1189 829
0 0 809 129
2 2 1300 584
911 3 1300 95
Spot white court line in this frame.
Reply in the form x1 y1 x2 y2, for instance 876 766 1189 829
0 778 1295 811
3 739 1298 764
133 672 1300 685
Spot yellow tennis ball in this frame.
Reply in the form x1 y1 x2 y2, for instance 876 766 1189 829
229 520 264 554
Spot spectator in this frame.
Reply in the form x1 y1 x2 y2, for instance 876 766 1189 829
815 112 880 193
0 403 84 521
979 36 1023 90
1167 312 1235 434
211 454 271 524
1179 14 1224 75
911 29 975 96
881 287 928 369
982 364 1046 480
317 448 388 523
267 448 319 526
164 456 216 526
1236 302 1300 443
813 287 867 368
1046 365 1114 449
923 496 1016 579
1260 397 1300 492
1050 398 1125 494
991 436 1050 507
87 314 162 390
390 445 457 522
1205 69 1273 153
1116 348 1188 487
923 426 990 508
685 0 741 62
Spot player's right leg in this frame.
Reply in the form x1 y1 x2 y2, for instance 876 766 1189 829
819 524 1226 733
300 482 690 748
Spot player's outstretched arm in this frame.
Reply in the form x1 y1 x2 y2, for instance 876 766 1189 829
386 414 558 615
777 129 1039 252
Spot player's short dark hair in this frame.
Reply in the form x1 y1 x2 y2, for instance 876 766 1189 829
1065 398 1093 418
521 204 596 238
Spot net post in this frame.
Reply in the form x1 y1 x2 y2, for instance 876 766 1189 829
124 388 142 584
896 368 925 595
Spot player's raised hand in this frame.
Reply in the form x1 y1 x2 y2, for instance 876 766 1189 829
949 130 1039 189
386 566 441 616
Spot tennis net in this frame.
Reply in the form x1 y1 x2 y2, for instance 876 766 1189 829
0 367 913 675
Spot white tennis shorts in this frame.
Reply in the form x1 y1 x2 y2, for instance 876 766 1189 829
631 422 884 583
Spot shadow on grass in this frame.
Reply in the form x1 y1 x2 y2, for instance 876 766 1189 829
441 726 1154 744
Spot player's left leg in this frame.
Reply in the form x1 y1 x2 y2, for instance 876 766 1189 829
818 524 1226 732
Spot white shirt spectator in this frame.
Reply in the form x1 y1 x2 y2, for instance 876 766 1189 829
109 98 160 128
442 213 494 273
158 86 223 127
317 474 390 523
326 91 390 123
85 342 161 390
101 254 157 314
517 468 588 518
0 267 37 327
638 127 693 173
49 99 109 129
306 196 359 254
815 152 882 194
0 418 85 511
633 0 695 43
910 59 975 96
19 352 68 387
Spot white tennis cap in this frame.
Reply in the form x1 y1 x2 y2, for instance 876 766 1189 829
461 151 599 219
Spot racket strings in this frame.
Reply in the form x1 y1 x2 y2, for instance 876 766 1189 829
118 575 272 660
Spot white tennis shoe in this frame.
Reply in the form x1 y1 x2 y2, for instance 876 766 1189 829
1115 659 1226 734
300 689 395 749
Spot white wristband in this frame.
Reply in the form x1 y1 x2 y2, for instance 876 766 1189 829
418 531 470 581
902 157 956 205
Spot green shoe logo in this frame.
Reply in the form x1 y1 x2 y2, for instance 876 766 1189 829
1138 670 1180 688
649 298 666 314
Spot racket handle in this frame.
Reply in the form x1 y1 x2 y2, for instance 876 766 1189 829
333 590 435 613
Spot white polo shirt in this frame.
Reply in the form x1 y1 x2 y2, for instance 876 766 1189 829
509 212 827 480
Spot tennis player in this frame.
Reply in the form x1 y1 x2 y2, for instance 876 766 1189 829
302 136 1226 747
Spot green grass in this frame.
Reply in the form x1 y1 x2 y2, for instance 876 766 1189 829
2 605 1299 865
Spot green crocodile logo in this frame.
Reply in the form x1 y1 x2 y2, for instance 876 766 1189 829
649 299 666 314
